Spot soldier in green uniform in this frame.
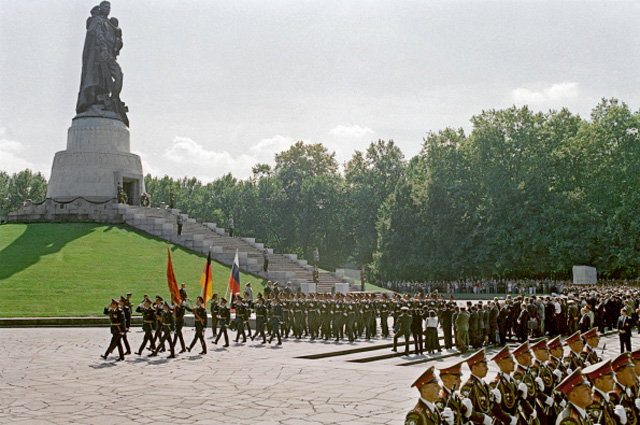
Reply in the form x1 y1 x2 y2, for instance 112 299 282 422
187 296 208 354
214 298 231 347
529 338 557 423
405 366 455 425
460 349 493 425
135 298 156 355
269 297 284 345
436 360 473 425
393 306 413 354
233 296 248 343
489 345 527 425
454 307 470 353
554 369 594 425
251 297 268 344
173 298 187 353
563 331 585 373
511 341 541 425
610 352 639 425
149 301 176 358
118 296 132 355
379 294 391 338
630 349 640 401
292 297 305 339
101 298 125 361
320 297 331 341
583 359 628 425
307 294 320 341
581 327 602 366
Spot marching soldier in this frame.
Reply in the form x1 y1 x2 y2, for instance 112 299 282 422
530 338 557 423
233 296 248 343
379 294 391 338
610 352 639 425
101 298 126 361
436 360 473 425
187 296 207 354
251 297 268 344
118 296 132 355
563 331 585 373
269 297 284 345
210 293 219 338
405 366 455 425
135 298 156 355
583 359 627 424
554 369 594 425
214 298 231 347
490 345 527 425
149 301 176 358
460 349 493 425
173 298 187 353
152 295 165 351
510 341 541 424
581 327 602 366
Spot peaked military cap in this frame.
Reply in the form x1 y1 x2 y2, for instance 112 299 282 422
547 335 563 350
530 338 549 351
581 327 599 340
412 366 439 389
564 330 582 345
511 341 531 358
631 349 640 361
466 348 487 367
491 345 514 363
611 352 634 371
583 359 613 382
554 369 589 396
438 360 463 376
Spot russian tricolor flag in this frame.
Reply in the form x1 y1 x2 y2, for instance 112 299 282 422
228 249 241 302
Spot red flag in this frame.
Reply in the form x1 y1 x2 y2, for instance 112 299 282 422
228 249 240 302
167 248 182 304
199 251 213 304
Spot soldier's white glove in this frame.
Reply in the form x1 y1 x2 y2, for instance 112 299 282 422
461 398 473 418
553 369 563 380
566 368 573 375
584 361 592 367
545 396 553 406
442 407 454 425
614 405 627 425
531 410 537 420
535 376 544 391
635 398 640 410
482 414 491 425
509 415 517 425
491 388 502 404
518 382 528 398
559 398 567 409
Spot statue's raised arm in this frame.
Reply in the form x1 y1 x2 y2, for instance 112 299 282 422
75 1 129 126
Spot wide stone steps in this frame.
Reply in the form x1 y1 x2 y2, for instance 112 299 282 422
114 204 353 292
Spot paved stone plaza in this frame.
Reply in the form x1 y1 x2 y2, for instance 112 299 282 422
0 328 634 424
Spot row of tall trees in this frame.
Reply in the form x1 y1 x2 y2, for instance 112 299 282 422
6 99 640 280
0 170 48 217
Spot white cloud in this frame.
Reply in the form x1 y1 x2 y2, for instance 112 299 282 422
249 135 297 160
511 82 580 107
0 139 38 174
328 125 374 138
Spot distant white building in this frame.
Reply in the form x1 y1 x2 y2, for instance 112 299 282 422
572 266 597 284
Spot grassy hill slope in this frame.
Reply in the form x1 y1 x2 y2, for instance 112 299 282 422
0 223 264 317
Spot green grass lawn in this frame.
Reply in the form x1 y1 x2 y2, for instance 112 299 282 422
0 223 264 317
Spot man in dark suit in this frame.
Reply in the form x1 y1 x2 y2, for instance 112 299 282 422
618 308 632 353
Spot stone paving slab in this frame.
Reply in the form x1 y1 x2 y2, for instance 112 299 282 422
0 328 637 424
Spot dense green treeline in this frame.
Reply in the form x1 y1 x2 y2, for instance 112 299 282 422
5 99 640 280
0 170 48 216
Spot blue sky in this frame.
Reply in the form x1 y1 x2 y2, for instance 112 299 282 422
1 0 639 181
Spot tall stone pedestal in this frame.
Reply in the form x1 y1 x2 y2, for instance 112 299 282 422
46 117 144 204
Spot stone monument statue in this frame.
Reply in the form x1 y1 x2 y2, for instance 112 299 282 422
45 1 144 205
76 1 129 126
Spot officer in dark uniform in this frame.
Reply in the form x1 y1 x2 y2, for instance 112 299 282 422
118 296 132 355
187 296 207 354
179 283 187 301
307 295 320 340
379 294 391 338
210 293 219 338
233 296 248 343
393 306 412 354
135 298 156 355
439 302 454 350
405 367 455 425
152 295 165 351
214 298 231 347
101 298 125 361
554 369 594 425
150 301 176 358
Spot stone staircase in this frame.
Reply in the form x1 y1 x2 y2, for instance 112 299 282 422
115 204 352 293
